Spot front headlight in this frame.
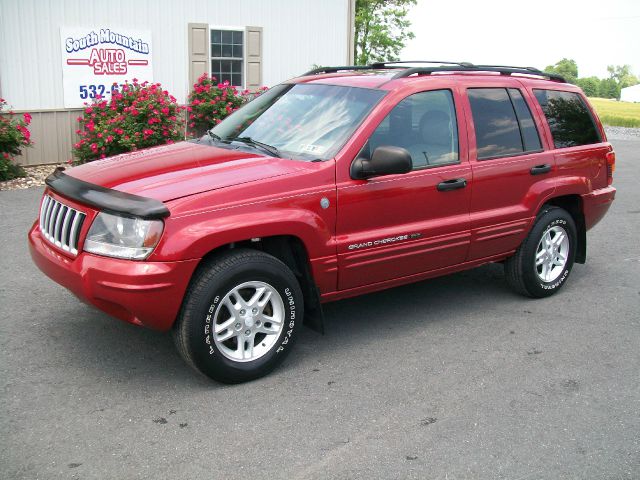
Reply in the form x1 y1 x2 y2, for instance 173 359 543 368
84 212 164 260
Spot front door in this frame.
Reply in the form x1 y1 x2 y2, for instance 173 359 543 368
336 88 472 291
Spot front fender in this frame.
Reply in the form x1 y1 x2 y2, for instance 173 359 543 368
155 208 334 261
147 159 337 262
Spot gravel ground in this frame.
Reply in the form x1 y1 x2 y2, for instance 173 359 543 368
604 126 640 140
1 126 637 192
0 164 66 191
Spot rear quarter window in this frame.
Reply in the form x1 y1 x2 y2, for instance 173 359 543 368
533 89 601 148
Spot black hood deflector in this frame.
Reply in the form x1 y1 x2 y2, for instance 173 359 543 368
45 168 170 220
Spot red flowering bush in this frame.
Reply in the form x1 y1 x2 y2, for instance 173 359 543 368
187 74 268 136
0 98 31 180
73 79 184 163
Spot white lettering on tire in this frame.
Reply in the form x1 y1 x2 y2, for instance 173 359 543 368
204 295 222 355
276 287 296 354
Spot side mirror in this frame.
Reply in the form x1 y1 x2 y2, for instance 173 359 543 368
350 145 413 180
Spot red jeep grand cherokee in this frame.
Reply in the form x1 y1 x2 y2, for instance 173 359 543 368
29 61 616 383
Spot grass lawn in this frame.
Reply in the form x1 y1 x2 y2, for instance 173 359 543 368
588 97 640 128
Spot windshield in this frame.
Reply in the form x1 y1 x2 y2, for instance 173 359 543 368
209 83 386 160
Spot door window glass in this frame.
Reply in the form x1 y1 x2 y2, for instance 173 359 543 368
367 89 459 169
468 88 524 159
508 88 542 152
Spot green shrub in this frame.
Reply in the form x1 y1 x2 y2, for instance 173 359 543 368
73 80 184 163
0 99 31 181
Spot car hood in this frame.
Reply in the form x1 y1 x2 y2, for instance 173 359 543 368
65 142 302 202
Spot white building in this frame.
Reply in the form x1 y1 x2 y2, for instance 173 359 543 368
620 84 640 103
0 0 356 165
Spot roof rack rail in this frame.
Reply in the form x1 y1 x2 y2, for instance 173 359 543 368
303 61 474 76
369 60 476 69
389 65 566 83
302 61 566 83
302 65 374 76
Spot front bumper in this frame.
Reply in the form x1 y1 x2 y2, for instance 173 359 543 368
582 186 616 231
29 222 199 331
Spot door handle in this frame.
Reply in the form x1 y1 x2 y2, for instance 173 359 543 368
530 164 552 175
437 178 467 191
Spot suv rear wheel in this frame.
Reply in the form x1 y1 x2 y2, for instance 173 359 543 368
173 249 303 383
505 207 577 298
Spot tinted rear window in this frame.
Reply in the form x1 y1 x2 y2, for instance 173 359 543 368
533 89 601 148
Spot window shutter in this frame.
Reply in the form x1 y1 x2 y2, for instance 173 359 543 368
245 26 263 90
188 23 210 88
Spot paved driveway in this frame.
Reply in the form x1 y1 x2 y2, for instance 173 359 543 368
1 139 639 480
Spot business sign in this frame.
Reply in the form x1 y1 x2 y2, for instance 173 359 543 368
60 27 153 108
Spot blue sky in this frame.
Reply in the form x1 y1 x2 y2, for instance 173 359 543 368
401 0 640 79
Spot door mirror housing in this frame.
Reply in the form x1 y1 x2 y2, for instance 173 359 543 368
350 145 413 180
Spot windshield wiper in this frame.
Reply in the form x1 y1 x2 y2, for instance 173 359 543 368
206 130 231 143
231 136 281 158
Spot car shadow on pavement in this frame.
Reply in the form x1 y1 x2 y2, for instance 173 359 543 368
293 262 517 358
49 260 557 386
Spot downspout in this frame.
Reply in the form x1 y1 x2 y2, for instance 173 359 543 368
347 0 356 64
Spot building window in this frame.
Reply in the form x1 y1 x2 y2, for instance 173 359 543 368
211 29 243 87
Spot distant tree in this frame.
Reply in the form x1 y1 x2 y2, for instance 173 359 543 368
607 64 639 89
544 58 578 84
542 61 639 99
354 0 416 65
576 76 600 97
598 77 620 99
605 64 639 99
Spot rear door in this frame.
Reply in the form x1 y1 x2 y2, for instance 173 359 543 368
461 82 557 261
531 88 611 191
335 87 472 290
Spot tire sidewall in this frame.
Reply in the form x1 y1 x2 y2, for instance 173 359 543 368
522 209 577 297
187 257 303 382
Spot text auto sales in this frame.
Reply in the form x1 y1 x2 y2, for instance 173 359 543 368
65 29 149 75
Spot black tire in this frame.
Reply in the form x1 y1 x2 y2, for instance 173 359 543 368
173 249 304 383
505 207 577 298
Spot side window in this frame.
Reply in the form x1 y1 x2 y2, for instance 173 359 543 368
368 89 459 169
508 89 542 152
533 89 601 148
468 88 542 160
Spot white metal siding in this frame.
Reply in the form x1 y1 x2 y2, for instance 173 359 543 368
0 0 350 110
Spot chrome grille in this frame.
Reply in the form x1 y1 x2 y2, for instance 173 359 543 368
39 195 86 256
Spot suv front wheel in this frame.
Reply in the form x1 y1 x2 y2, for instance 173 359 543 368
505 207 577 298
173 249 303 383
